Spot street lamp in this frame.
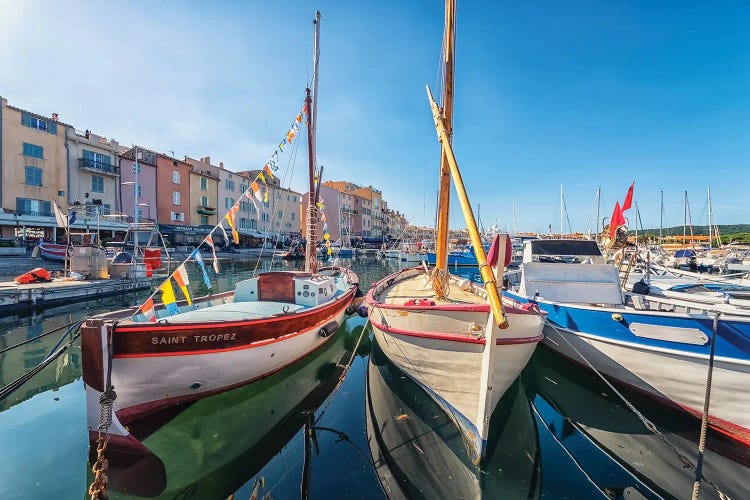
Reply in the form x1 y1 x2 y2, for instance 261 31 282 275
138 203 150 222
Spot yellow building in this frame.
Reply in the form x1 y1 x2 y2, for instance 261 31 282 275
0 97 70 240
185 156 220 227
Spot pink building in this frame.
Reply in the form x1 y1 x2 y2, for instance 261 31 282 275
119 147 158 223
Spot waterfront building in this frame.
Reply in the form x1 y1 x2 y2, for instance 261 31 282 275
155 154 192 227
119 147 158 224
0 97 73 242
184 156 220 228
384 208 408 240
237 170 302 241
65 129 121 217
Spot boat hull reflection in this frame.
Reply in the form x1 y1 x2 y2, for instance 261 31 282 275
102 319 365 498
528 346 750 500
366 339 539 499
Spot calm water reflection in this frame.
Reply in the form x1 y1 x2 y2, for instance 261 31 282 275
0 255 747 499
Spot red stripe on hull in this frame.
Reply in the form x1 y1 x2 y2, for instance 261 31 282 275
107 287 355 356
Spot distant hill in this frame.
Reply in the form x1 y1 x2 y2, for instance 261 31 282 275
632 224 750 236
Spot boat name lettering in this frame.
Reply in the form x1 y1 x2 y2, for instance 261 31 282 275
193 333 237 343
151 336 188 345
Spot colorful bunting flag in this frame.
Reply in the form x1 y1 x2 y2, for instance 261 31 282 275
263 164 274 180
206 234 220 273
159 279 179 315
258 171 266 184
251 181 263 202
286 128 296 143
225 203 240 244
191 249 211 289
263 189 268 204
173 264 192 305
296 113 302 123
139 297 156 323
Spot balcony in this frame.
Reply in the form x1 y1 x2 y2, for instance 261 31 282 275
78 158 118 176
196 205 216 216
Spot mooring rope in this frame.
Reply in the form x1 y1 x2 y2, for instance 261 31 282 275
692 312 720 500
543 319 730 499
0 322 83 402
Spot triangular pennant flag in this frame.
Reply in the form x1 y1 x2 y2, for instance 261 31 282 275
224 204 240 244
139 297 156 323
296 113 302 123
191 249 212 289
206 235 220 273
263 164 274 180
159 279 179 315
173 264 192 305
251 181 263 202
286 129 295 143
258 172 266 184
622 182 635 212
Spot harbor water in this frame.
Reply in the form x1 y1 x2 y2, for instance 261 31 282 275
0 256 747 499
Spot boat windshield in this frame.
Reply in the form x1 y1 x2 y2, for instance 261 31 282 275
530 240 602 257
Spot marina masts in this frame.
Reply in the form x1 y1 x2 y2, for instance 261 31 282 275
305 12 321 273
433 0 456 297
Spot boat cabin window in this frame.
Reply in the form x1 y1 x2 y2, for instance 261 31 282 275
524 239 604 264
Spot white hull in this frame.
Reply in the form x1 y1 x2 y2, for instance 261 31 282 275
543 325 750 442
85 303 350 435
399 252 426 263
368 266 544 464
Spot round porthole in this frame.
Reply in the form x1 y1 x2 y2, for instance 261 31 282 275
190 382 202 390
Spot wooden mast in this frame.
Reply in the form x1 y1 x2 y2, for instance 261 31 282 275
433 0 456 297
305 11 321 273
427 86 508 328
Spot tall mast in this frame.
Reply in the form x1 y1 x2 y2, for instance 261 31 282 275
659 189 663 246
707 186 712 249
595 186 601 243
683 191 687 249
433 0 456 298
560 184 563 236
305 11 321 273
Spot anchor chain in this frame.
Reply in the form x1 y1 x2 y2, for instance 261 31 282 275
88 389 116 500
89 321 118 500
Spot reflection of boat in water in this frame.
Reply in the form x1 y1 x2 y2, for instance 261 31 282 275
528 346 750 500
105 318 365 498
366 340 539 499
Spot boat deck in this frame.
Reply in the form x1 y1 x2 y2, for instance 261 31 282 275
381 273 484 305
158 301 307 323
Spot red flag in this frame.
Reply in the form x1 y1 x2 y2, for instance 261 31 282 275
609 201 625 241
622 182 634 211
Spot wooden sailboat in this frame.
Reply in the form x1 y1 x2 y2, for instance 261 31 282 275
81 11 361 448
366 0 544 464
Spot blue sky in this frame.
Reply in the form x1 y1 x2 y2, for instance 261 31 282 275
2 1 749 233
